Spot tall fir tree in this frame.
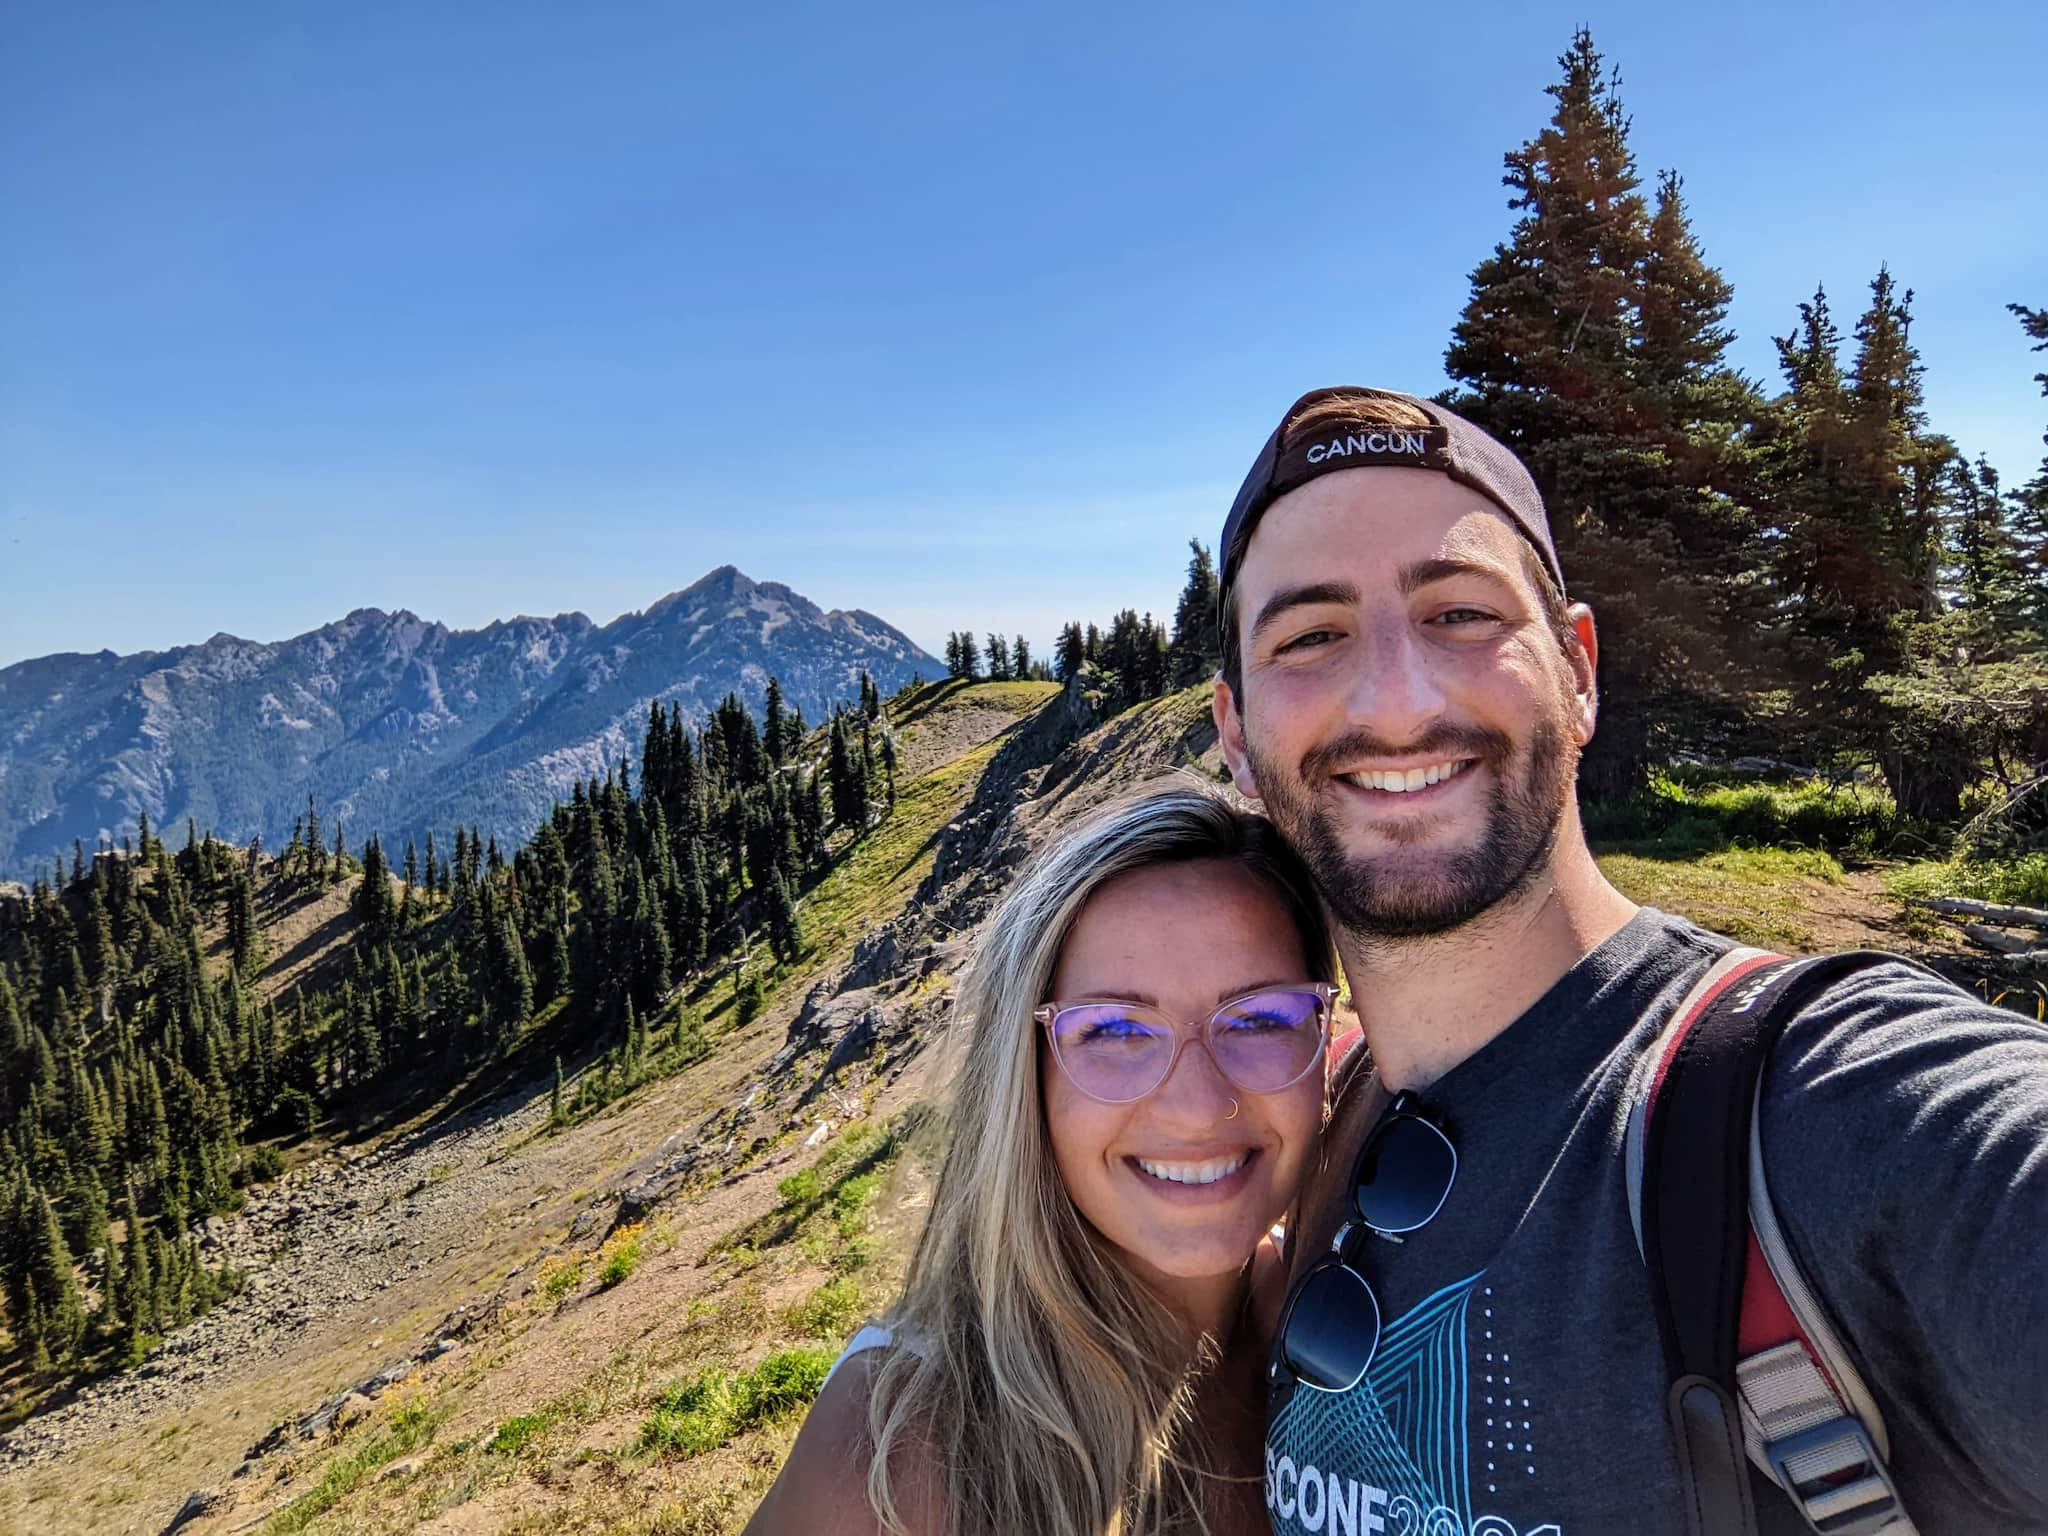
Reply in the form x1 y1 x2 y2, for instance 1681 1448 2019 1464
1445 27 1764 794
1169 539 1221 686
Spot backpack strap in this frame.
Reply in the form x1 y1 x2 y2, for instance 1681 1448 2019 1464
1626 948 1918 1536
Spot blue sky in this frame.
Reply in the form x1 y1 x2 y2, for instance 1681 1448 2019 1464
4 1 2043 669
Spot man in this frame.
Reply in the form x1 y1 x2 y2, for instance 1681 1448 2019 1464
1211 387 2048 1535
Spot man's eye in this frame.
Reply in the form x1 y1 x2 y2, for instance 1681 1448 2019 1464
1430 607 1497 626
1275 628 1338 653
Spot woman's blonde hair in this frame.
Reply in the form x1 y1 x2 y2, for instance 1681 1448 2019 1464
866 778 1336 1536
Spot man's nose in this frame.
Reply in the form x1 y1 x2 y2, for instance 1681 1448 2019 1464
1344 613 1447 743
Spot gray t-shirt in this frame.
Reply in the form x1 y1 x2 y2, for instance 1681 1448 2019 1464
1265 908 2048 1535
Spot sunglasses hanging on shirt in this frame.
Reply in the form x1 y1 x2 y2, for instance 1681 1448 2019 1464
1272 1089 1458 1393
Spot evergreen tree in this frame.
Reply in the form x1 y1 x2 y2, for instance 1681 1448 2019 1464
1055 622 1086 682
984 633 1011 681
303 796 324 883
2005 303 2048 636
1444 27 1762 794
354 836 395 944
766 873 803 963
226 872 262 975
23 1187 85 1368
763 677 788 766
827 717 870 835
1169 539 1221 686
1011 636 1033 680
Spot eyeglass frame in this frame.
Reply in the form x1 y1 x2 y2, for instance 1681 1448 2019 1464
1032 982 1340 1104
1269 1088 1458 1395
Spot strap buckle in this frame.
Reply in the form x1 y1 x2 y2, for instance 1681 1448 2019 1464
1765 1416 1908 1536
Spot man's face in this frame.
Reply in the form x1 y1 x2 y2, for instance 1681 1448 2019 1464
1214 467 1597 939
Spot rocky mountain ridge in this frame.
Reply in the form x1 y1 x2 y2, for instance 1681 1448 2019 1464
0 567 938 882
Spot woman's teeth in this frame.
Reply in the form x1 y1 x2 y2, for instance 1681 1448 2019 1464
1134 1153 1249 1186
1343 759 1472 794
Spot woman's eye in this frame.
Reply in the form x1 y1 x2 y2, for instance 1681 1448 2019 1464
1080 1015 1150 1041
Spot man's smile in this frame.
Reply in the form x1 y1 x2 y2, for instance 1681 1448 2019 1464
1335 758 1478 795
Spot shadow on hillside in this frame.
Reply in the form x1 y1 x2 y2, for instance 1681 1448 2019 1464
262 903 358 988
888 678 975 728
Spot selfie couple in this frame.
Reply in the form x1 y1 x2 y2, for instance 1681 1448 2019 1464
748 389 2048 1535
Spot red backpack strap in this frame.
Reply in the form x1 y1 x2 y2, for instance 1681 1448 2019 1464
1627 949 1916 1536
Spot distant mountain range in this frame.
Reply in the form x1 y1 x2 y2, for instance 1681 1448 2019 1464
0 567 939 882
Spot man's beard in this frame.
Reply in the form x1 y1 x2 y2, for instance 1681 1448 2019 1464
1246 711 1576 940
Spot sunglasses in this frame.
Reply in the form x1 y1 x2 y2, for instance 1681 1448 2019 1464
1271 1089 1457 1393
1034 983 1338 1104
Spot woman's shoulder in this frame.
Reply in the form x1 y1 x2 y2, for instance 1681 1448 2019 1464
743 1332 940 1536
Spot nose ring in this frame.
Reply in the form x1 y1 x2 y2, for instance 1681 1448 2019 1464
1224 1097 1239 1121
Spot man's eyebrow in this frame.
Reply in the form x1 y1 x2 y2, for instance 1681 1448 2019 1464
1249 581 1360 645
1398 556 1519 596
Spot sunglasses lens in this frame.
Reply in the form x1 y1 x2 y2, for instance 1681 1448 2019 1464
1355 1114 1457 1234
1048 1005 1173 1101
1209 990 1325 1092
1281 1262 1382 1391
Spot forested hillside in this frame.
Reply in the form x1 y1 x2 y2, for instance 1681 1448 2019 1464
0 667 918 1397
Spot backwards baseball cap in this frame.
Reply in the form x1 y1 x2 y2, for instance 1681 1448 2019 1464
1217 388 1562 633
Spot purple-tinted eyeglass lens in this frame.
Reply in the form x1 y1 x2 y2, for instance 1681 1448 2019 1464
1210 990 1325 1090
1050 1006 1176 1099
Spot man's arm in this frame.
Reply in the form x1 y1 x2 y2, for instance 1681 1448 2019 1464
744 1351 941 1536
1764 962 2048 1522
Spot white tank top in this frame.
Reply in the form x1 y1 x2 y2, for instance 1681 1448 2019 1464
823 1324 901 1390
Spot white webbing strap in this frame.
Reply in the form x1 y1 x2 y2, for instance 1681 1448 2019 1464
1737 1339 1915 1534
1741 1121 1920 1535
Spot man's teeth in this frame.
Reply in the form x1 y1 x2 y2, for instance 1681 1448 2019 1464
1135 1153 1248 1186
1343 759 1472 794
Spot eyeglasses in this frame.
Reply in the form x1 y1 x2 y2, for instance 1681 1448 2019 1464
1034 983 1337 1104
1271 1089 1457 1393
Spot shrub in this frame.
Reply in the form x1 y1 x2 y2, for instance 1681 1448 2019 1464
486 1411 552 1456
639 1348 835 1460
538 1253 586 1302
784 1276 864 1339
597 1224 644 1288
241 1145 287 1185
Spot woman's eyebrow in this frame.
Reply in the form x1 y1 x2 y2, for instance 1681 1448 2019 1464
1249 581 1360 645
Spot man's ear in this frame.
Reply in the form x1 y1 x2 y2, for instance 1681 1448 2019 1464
1566 603 1599 747
1213 677 1262 799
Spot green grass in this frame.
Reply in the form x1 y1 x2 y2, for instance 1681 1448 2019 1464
265 1396 447 1534
485 1410 556 1457
1885 853 2048 909
1599 845 1846 951
1585 767 1906 861
715 1116 910 1263
889 677 1058 734
638 1348 836 1460
598 1226 645 1288
782 1276 866 1340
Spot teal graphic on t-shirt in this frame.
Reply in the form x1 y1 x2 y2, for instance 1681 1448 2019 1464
1266 1273 1560 1536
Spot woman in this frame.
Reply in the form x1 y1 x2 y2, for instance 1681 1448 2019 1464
747 781 1339 1536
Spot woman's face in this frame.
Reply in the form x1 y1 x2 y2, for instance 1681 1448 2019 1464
1041 857 1326 1289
